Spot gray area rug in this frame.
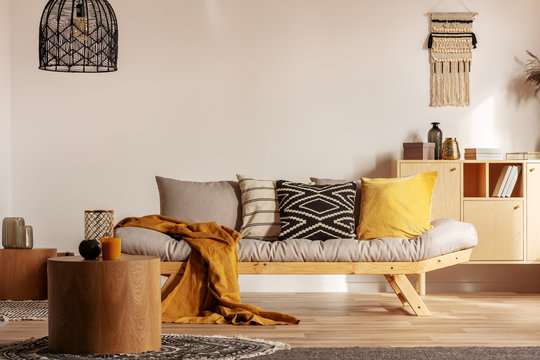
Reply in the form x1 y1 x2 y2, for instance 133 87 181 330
0 334 289 360
252 346 540 359
0 301 48 322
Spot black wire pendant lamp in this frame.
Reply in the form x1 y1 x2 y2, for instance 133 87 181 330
39 0 118 73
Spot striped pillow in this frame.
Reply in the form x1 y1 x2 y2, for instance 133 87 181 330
236 174 281 241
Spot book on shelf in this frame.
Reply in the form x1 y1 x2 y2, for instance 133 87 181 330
465 148 502 154
500 166 516 197
492 165 512 197
492 165 521 197
464 154 504 160
503 165 521 197
464 149 503 160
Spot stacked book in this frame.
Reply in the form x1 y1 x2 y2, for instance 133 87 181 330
492 165 521 197
464 148 504 160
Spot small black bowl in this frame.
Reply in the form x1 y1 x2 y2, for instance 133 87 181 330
79 239 102 260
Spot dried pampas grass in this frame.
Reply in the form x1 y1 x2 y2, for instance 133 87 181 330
526 50 540 96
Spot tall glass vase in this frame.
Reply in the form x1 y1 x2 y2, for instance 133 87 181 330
428 122 443 160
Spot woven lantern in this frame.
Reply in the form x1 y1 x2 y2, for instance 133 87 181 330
39 0 118 73
84 210 114 240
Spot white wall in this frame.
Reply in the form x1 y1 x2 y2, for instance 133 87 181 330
0 0 11 221
7 0 540 291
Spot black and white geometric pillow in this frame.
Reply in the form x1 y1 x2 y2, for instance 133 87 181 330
275 180 356 240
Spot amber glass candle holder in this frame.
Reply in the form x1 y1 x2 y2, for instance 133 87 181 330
101 237 121 260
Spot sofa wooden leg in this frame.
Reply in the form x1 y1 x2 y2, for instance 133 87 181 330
161 270 185 300
384 275 409 307
414 272 426 296
385 274 431 316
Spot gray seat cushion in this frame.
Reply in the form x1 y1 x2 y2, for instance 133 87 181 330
116 218 477 262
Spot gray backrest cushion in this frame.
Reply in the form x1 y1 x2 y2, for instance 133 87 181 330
310 177 362 228
156 176 242 231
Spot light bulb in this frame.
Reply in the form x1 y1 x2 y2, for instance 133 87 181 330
72 2 91 41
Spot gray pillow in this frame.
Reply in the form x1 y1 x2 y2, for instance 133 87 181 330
310 177 362 228
156 176 242 231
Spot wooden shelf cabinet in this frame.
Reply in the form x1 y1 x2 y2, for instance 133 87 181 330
399 162 461 221
526 163 540 261
396 160 538 264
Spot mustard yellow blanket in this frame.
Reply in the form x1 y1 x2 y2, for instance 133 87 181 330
116 215 299 325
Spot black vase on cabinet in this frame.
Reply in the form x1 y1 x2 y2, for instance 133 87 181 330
428 122 443 160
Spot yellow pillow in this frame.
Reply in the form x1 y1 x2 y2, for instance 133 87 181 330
357 171 437 240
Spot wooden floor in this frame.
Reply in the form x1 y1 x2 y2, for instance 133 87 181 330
1 292 540 347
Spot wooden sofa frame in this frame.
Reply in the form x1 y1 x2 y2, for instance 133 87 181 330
160 248 473 316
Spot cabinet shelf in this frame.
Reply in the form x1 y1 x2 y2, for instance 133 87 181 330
463 163 486 197
488 162 524 198
463 197 524 201
462 161 524 198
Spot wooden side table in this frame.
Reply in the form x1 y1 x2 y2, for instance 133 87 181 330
48 255 161 355
0 248 57 300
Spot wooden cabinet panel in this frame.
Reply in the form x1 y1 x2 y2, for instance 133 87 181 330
400 162 461 221
526 163 540 261
464 200 524 261
0 248 57 300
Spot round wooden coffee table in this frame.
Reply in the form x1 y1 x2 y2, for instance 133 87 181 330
47 255 161 354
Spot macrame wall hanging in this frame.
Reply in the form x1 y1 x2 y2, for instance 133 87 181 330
428 12 478 107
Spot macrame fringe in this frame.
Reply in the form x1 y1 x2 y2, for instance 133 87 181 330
431 61 470 106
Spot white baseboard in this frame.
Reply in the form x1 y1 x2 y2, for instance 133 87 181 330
163 264 540 293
